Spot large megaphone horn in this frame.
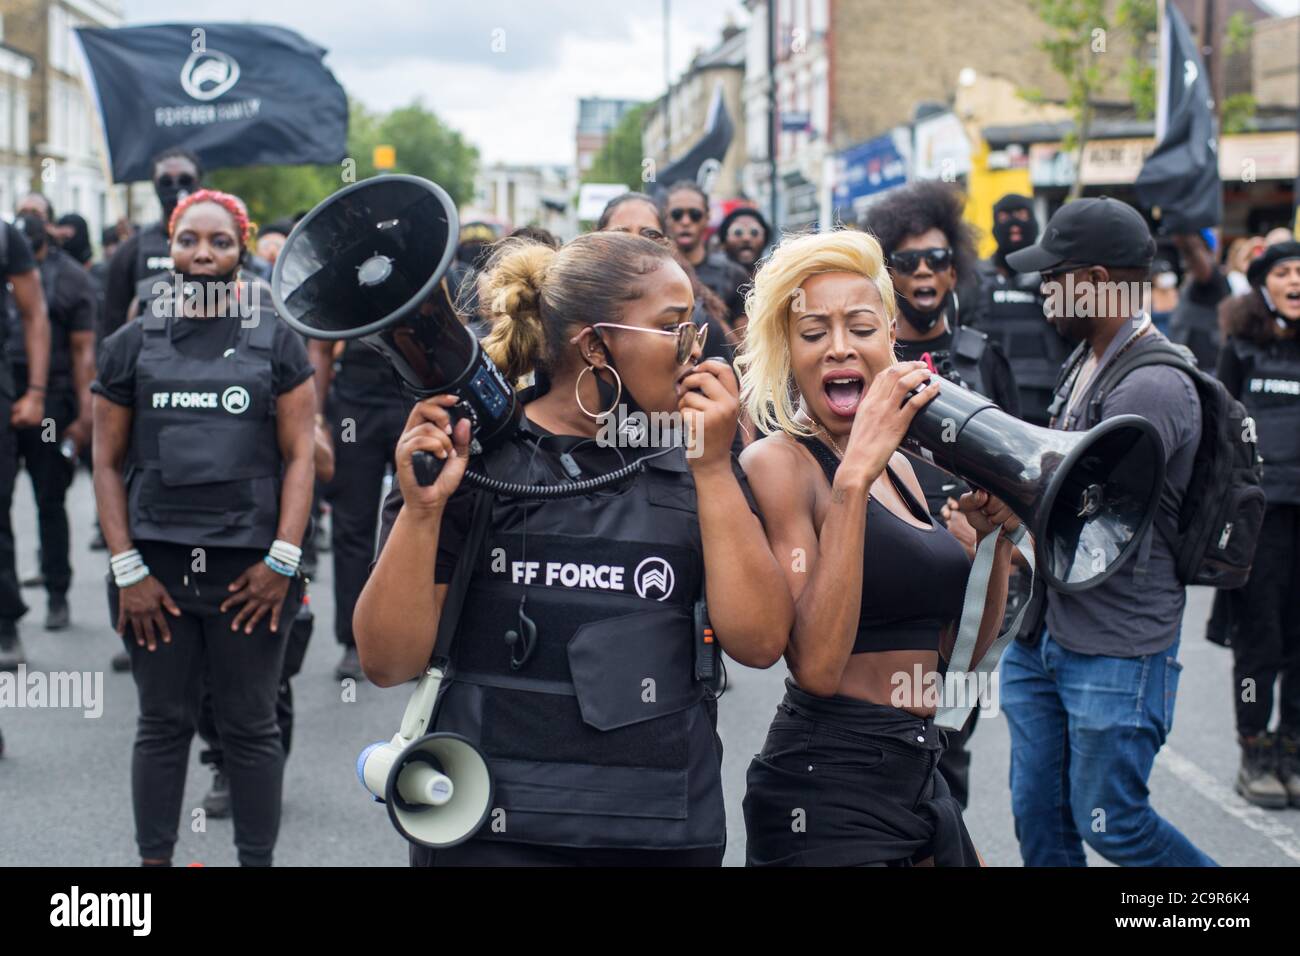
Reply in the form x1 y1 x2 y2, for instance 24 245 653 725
903 380 1165 592
271 174 523 469
356 668 493 848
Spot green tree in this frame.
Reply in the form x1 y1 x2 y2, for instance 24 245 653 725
209 98 479 229
582 102 649 190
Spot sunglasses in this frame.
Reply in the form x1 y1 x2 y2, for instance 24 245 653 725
157 173 197 191
669 208 705 224
889 248 953 275
1038 262 1091 282
728 226 764 240
592 320 708 365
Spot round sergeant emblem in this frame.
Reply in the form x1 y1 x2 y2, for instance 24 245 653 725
633 557 675 601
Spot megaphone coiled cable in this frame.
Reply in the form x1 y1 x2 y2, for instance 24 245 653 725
456 444 677 499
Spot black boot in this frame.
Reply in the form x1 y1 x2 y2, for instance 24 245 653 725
202 767 231 819
1278 732 1300 808
0 620 25 671
1236 733 1288 809
45 594 70 631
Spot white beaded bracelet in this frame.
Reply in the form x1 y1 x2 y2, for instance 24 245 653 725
115 564 150 588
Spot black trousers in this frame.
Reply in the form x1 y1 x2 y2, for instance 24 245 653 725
743 679 979 867
411 840 724 867
1229 503 1300 737
326 391 407 647
112 542 298 866
14 388 77 598
0 394 25 623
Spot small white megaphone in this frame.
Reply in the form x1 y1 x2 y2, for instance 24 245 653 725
357 666 493 848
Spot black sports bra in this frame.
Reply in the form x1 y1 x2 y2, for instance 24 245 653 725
796 436 971 653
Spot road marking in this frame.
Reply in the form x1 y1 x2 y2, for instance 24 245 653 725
1156 745 1300 863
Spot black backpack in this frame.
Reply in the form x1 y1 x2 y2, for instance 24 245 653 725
1087 340 1265 589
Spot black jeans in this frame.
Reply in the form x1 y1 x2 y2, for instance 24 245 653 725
0 393 25 623
326 390 407 647
743 679 979 867
1229 503 1300 737
112 542 298 866
14 388 77 598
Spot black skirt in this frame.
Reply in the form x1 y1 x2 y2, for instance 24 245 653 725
742 678 979 866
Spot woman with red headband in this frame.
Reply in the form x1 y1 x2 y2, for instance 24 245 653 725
91 189 317 866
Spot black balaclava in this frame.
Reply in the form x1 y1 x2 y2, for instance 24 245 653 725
992 194 1038 270
155 175 195 221
16 212 47 253
897 289 954 335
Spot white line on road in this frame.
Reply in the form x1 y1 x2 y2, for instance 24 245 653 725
1156 746 1300 863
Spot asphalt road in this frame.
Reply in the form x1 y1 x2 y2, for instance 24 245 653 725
2 476 1297 866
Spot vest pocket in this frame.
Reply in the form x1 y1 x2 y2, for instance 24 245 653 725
157 422 277 486
567 606 701 731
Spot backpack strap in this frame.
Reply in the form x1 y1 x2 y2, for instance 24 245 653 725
1046 341 1089 425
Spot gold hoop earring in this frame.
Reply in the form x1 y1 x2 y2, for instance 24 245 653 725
575 364 623 420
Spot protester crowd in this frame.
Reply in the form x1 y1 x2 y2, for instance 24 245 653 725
1 147 1298 866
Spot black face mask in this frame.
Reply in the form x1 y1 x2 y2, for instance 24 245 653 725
16 213 46 252
178 268 240 312
155 174 198 218
897 289 953 334
992 198 1038 267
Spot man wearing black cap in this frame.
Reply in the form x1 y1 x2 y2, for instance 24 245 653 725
999 196 1216 866
967 194 1073 427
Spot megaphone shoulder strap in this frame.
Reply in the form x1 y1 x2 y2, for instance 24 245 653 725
431 489 495 667
935 523 1036 731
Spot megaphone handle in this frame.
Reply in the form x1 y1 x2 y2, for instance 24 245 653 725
412 450 444 487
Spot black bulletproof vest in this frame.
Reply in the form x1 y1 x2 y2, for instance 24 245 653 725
433 434 726 850
975 265 1070 426
4 250 67 388
896 326 990 517
126 304 282 549
1169 290 1221 373
1231 336 1300 505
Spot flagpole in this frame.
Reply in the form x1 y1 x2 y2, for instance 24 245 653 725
1154 0 1169 143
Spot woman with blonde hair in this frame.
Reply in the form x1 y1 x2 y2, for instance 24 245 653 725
356 230 794 866
736 229 1020 866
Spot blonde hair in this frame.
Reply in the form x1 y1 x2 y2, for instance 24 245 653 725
480 232 674 383
735 229 897 437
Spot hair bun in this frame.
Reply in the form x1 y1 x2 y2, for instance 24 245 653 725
482 241 556 381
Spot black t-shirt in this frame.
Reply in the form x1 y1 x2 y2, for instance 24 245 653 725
374 414 762 586
92 311 313 407
895 326 1021 417
694 251 749 322
102 223 170 343
1 222 38 399
5 248 96 391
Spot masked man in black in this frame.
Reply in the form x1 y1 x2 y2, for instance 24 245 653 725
8 195 97 631
102 148 202 343
966 194 1073 427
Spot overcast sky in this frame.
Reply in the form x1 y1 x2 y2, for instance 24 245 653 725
121 0 1297 166
120 1 748 166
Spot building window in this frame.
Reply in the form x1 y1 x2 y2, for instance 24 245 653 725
0 89 9 151
14 91 27 153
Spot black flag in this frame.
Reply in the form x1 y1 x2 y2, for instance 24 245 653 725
1134 2 1222 232
74 24 348 183
651 83 734 198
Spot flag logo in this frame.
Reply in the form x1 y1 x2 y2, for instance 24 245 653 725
181 49 241 101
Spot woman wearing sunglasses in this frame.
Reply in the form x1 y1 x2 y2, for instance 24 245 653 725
598 193 736 366
735 229 1019 866
861 182 1025 811
356 231 794 866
